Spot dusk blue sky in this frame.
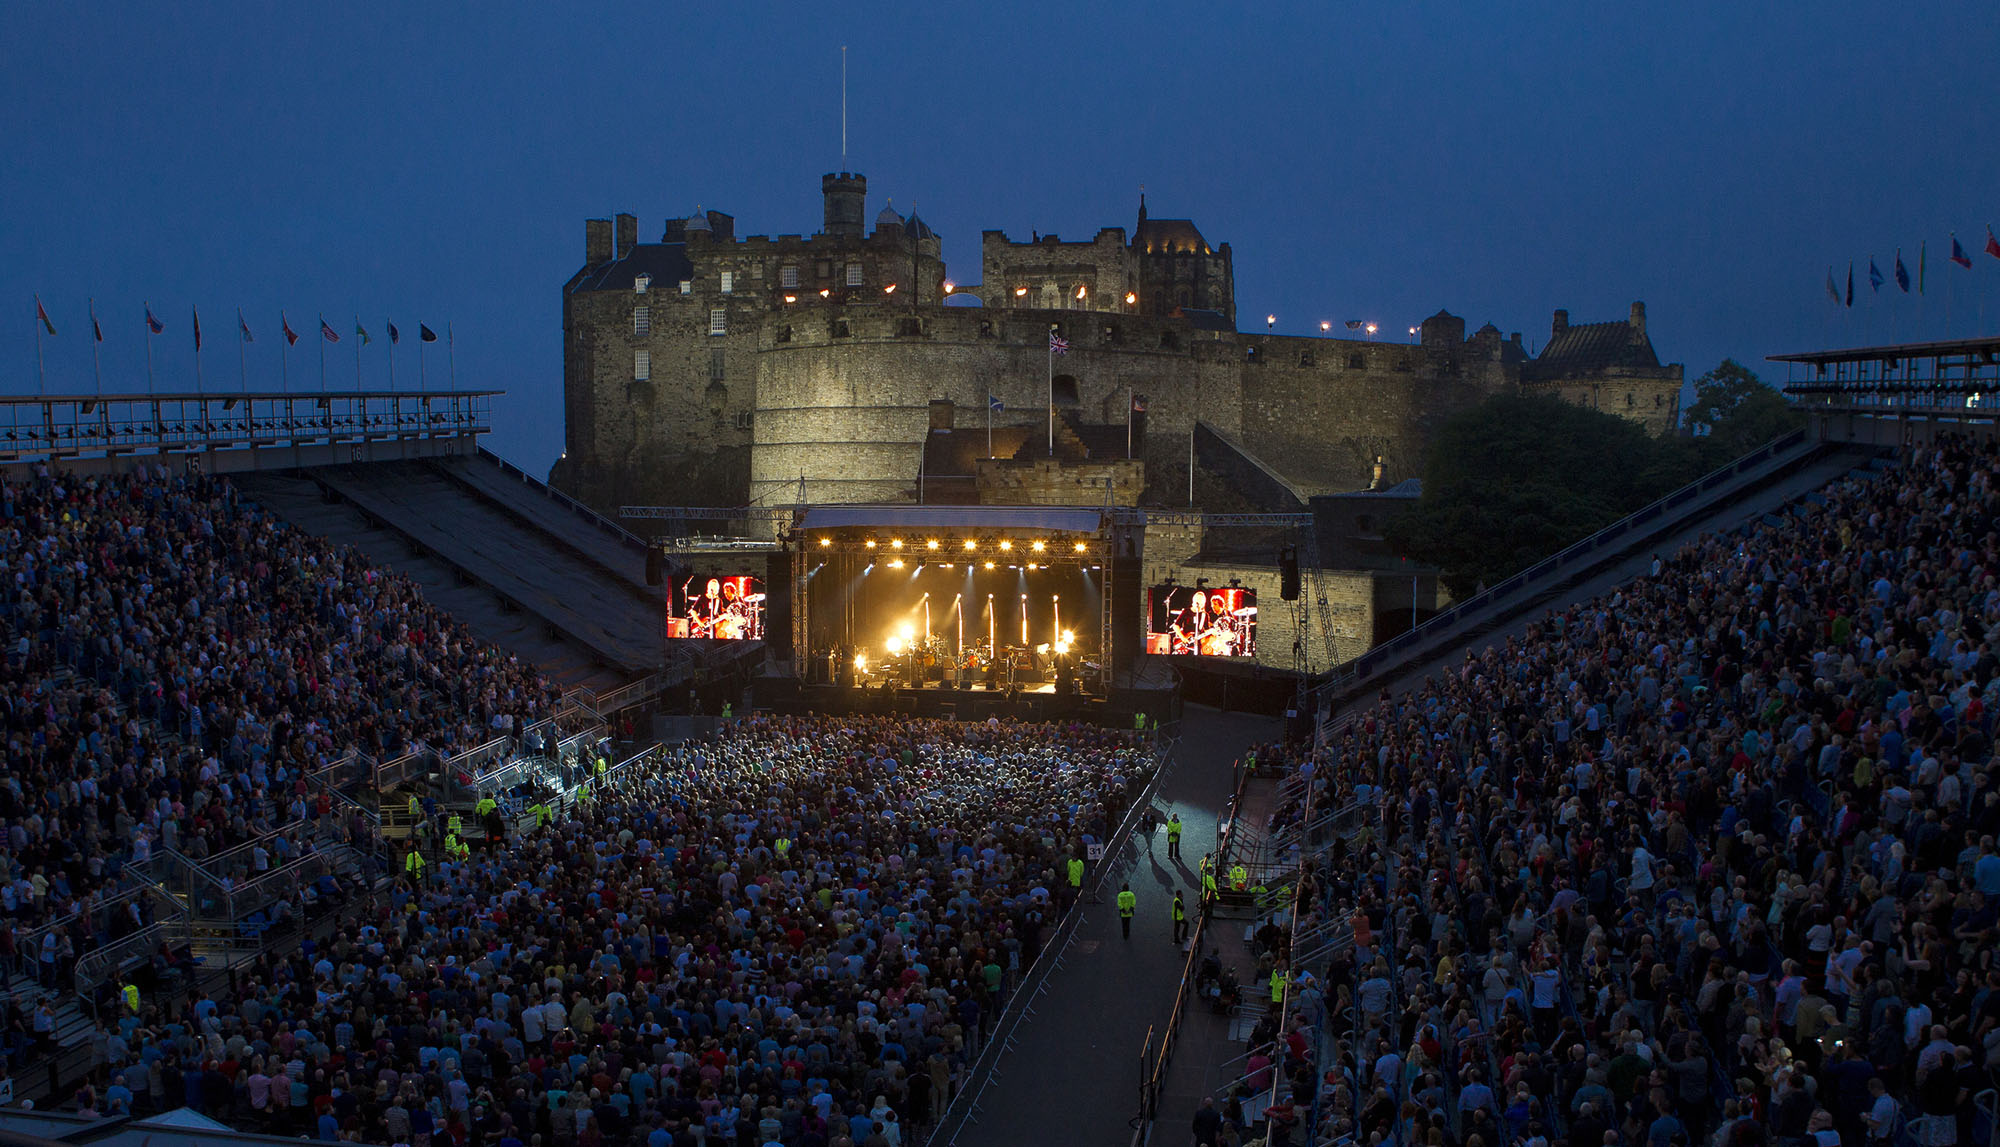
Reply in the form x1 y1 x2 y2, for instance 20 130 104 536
5 2 1998 477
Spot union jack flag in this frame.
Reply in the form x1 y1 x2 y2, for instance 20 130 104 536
1049 332 1069 355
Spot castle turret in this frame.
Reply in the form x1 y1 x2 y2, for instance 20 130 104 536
823 172 867 238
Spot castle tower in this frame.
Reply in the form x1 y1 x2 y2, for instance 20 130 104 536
822 172 867 238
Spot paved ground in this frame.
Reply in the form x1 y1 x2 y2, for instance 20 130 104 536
954 706 1279 1147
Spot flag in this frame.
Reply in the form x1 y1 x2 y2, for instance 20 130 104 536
388 322 400 345
988 394 1003 412
145 305 164 334
355 319 371 346
1951 235 1974 268
1987 226 2000 261
34 296 55 336
90 302 101 342
1344 320 1363 330
239 312 253 343
1131 393 1147 413
320 318 340 343
192 305 202 350
1825 268 1840 305
419 323 438 343
1048 332 1069 355
1846 263 1854 307
1894 250 1909 293
1869 260 1884 291
282 313 299 346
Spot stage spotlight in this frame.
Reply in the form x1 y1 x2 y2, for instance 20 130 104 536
820 537 831 547
926 539 940 550
1031 540 1046 553
962 539 977 551
899 624 916 643
854 653 868 671
1073 542 1087 552
942 563 954 569
890 539 904 549
1026 563 1037 571
889 559 905 569
885 636 903 655
984 561 995 570
865 539 877 549
998 540 1012 552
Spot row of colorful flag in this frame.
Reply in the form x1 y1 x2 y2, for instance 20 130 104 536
1826 227 2000 306
31 299 442 348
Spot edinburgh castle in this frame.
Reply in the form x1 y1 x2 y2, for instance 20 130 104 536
553 172 1683 514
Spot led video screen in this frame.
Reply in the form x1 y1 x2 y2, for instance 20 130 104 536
672 574 766 640
1146 586 1256 657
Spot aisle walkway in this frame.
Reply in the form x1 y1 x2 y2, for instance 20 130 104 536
954 707 1279 1147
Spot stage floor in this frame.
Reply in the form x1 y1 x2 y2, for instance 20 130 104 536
853 675 1057 694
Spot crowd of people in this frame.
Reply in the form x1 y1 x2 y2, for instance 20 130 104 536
81 713 1147 1146
1231 436 2000 1147
0 461 558 954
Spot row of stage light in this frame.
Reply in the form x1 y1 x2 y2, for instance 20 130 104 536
816 536 1099 556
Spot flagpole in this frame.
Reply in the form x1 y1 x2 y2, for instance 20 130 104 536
354 317 362 389
33 298 45 396
237 309 247 392
144 302 155 394
388 328 396 392
986 395 992 459
419 338 426 389
281 312 290 394
1046 324 1054 457
1127 385 1133 459
448 323 456 390
90 299 102 394
319 314 327 390
194 306 203 393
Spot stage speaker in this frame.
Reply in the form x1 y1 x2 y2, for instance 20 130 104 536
766 551 794 662
1280 544 1301 601
645 548 663 586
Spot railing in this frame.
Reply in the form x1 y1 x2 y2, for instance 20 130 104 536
477 445 648 551
1319 426 1811 694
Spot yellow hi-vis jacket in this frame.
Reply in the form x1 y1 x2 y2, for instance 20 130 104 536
1116 890 1136 918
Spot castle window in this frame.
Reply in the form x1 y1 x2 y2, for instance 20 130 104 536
678 280 692 295
719 271 735 294
815 260 831 280
1347 353 1367 370
776 324 793 343
632 349 650 381
1656 395 1665 408
708 308 727 336
1246 345 1262 364
979 320 995 339
1299 351 1315 367
1102 323 1122 345
1627 392 1636 408
710 348 726 381
845 263 864 287
897 317 923 337
633 275 650 295
1160 330 1181 350
632 306 650 337
831 320 850 339
751 263 763 279
781 265 799 289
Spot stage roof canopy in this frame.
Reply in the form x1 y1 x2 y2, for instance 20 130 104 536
797 505 1108 533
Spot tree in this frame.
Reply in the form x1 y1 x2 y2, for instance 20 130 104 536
1685 358 1801 459
1385 394 1709 596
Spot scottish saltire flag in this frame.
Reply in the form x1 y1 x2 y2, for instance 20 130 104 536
419 324 438 343
1846 264 1854 307
989 394 1003 412
388 322 400 345
1048 332 1069 354
1894 251 1910 293
1869 260 1884 291
1951 235 1973 268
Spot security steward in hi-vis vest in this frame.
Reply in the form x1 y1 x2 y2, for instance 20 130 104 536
1172 890 1188 945
1166 813 1182 859
404 847 426 882
1067 855 1084 897
1116 882 1136 940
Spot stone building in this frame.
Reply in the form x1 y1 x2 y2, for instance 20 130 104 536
1520 303 1684 435
554 171 1682 514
